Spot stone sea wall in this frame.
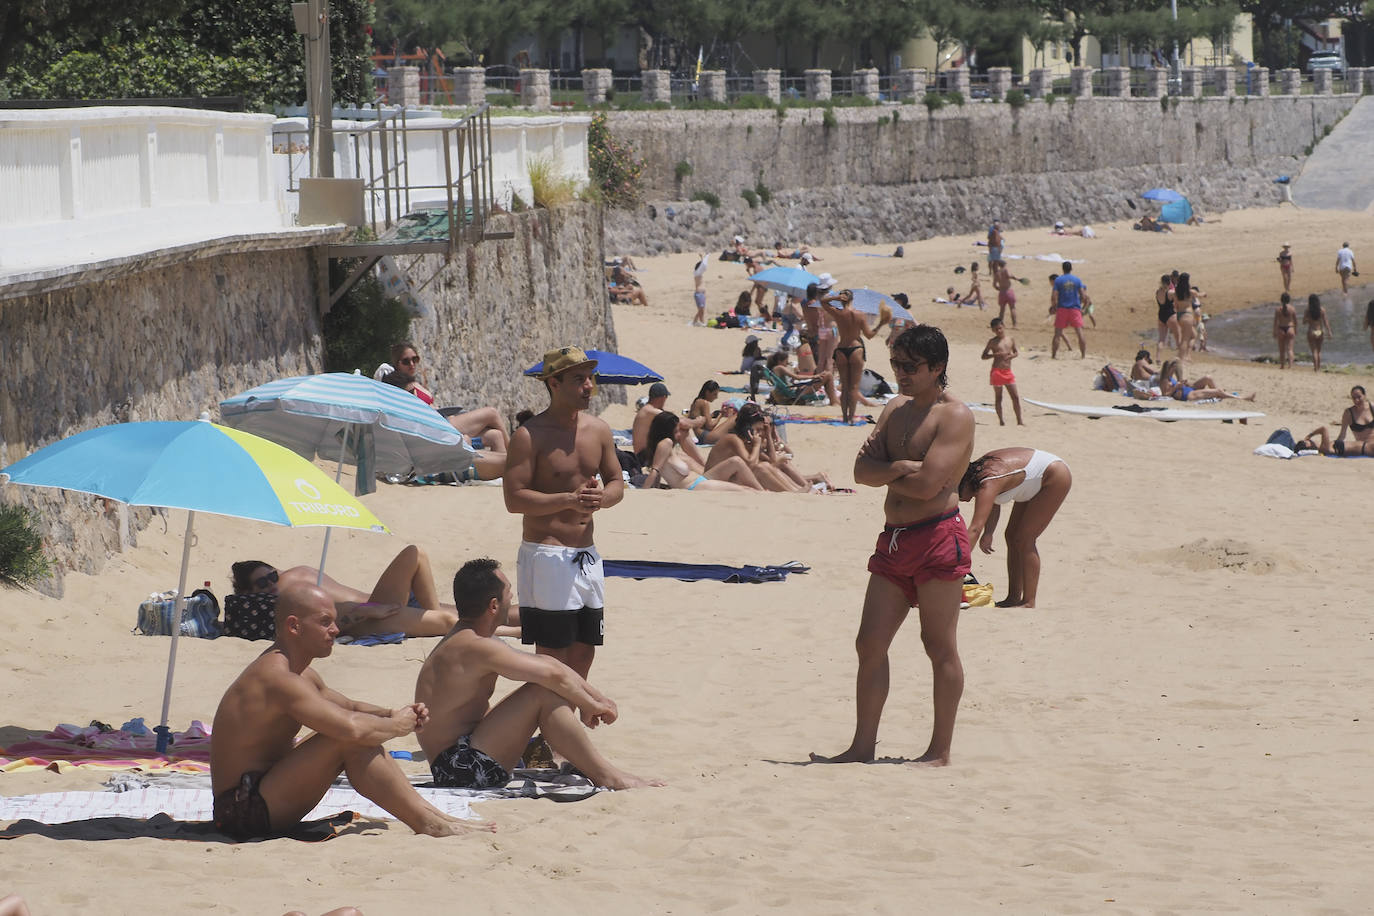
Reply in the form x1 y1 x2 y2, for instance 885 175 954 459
604 95 1356 254
0 205 613 593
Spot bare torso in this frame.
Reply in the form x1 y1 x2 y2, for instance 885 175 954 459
514 412 613 546
875 394 971 523
832 308 870 347
984 336 1016 369
209 652 317 794
413 629 499 759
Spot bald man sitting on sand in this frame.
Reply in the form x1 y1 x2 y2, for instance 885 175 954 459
414 557 663 791
210 584 490 840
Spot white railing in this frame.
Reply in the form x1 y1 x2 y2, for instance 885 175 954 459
0 107 290 276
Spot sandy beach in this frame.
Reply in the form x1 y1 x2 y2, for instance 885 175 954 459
3 204 1373 914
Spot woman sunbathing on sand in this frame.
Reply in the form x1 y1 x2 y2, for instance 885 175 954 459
637 412 760 491
1329 385 1374 456
1157 360 1256 403
688 380 725 435
229 545 466 638
705 402 830 492
959 448 1073 609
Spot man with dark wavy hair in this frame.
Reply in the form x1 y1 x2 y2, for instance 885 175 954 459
811 325 975 768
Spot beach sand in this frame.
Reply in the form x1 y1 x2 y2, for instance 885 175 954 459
3 205 1373 914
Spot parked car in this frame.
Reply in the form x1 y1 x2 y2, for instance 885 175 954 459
1306 51 1344 75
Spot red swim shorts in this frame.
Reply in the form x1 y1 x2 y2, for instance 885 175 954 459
866 510 971 608
998 288 1016 307
990 367 1016 387
1054 307 1084 329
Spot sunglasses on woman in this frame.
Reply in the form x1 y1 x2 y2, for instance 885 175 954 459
399 355 421 366
254 569 279 590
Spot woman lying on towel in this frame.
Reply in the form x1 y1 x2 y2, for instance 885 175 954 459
382 342 508 480
637 412 761 491
959 448 1073 609
229 545 463 638
1157 360 1256 403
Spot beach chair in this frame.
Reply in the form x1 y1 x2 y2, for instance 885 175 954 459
763 367 825 406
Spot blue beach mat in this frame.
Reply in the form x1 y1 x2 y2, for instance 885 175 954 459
603 560 809 583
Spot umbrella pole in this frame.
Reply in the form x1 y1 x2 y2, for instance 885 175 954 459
155 510 197 754
316 424 352 585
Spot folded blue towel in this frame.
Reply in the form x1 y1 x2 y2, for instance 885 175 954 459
603 560 809 584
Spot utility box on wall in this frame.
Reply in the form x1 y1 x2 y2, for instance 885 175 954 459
298 178 365 226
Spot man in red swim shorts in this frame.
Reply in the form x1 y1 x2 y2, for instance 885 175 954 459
810 324 975 768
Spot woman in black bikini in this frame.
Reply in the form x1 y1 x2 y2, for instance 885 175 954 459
1333 385 1374 456
820 289 892 425
1304 294 1333 372
1155 274 1178 359
1273 292 1297 369
1173 272 1196 358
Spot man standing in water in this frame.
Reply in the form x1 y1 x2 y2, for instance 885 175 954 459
504 347 624 678
811 325 975 767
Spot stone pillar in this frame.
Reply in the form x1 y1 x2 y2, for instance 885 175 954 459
452 67 485 107
520 69 550 109
582 68 612 105
1070 67 1094 98
947 68 970 97
988 67 1012 101
1027 68 1052 99
1144 69 1167 98
1104 66 1130 98
753 69 781 104
1180 67 1203 97
1249 67 1270 97
1360 67 1374 94
896 68 927 100
386 66 420 107
853 68 880 101
805 69 832 102
1278 68 1301 95
700 70 727 103
642 69 671 104
1212 66 1235 97
1344 67 1363 94
1314 69 1333 94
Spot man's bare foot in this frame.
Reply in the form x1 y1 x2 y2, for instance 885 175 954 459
907 749 950 767
994 596 1022 608
808 747 875 764
601 771 666 789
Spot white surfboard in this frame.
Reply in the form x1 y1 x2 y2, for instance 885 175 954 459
1024 398 1263 422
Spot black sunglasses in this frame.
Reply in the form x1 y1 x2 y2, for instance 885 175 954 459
399 355 421 366
890 358 927 375
254 569 279 590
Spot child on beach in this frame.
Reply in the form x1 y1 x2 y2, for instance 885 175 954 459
981 318 1023 426
962 262 986 309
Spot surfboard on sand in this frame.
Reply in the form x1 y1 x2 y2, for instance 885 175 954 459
1024 398 1264 422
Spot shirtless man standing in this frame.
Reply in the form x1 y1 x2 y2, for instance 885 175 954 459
991 259 1018 327
811 325 975 767
504 346 625 679
415 558 662 790
981 317 1023 426
209 585 485 840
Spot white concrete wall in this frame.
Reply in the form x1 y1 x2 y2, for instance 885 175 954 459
271 114 591 219
0 108 286 277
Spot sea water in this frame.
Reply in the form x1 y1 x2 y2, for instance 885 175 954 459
1169 284 1374 367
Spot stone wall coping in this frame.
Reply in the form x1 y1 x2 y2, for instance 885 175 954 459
0 106 275 128
0 226 347 300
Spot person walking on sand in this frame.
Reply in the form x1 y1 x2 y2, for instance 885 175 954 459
821 288 892 425
810 325 975 767
1273 292 1298 369
209 585 491 840
691 254 708 326
987 219 1004 266
1276 243 1293 294
991 259 1018 327
1304 293 1333 372
414 558 663 791
958 448 1072 609
1336 242 1358 294
1050 262 1087 359
504 347 624 679
981 318 1023 426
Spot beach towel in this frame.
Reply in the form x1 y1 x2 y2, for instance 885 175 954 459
603 560 809 583
773 414 875 426
0 721 213 774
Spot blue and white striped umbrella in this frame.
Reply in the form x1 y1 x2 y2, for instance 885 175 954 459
219 372 475 490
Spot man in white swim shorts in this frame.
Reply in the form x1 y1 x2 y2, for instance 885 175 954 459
503 346 625 678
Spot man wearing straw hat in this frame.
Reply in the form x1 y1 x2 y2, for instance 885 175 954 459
504 347 624 679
